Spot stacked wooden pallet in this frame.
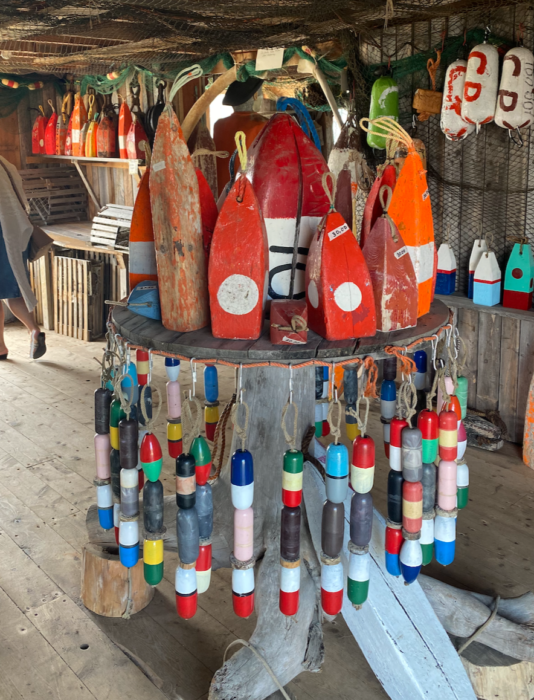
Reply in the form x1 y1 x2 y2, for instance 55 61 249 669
90 204 133 251
19 166 87 225
53 255 104 341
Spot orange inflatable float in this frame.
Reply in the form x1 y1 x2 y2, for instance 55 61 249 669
129 149 156 290
70 92 88 157
361 117 435 317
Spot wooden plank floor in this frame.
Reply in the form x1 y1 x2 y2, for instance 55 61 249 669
0 323 532 700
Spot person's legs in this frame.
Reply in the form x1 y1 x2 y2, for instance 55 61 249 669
5 297 40 335
0 301 6 356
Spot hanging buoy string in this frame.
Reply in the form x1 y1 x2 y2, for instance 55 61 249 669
114 370 134 419
168 64 203 104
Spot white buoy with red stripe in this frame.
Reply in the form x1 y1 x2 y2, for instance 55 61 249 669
468 239 488 298
321 555 343 616
473 251 501 307
280 559 300 616
462 40 499 129
175 564 198 619
440 60 475 141
495 46 534 134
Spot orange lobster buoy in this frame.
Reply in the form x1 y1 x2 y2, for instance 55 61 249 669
80 95 96 157
150 100 209 332
363 117 435 317
209 133 268 340
363 185 417 332
126 114 148 160
56 93 70 155
129 161 157 290
32 106 48 155
118 99 132 159
361 165 396 249
306 173 376 341
97 112 115 158
44 99 57 156
70 92 88 156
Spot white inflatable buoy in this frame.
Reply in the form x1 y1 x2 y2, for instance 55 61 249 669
462 43 499 130
495 46 534 137
440 60 474 141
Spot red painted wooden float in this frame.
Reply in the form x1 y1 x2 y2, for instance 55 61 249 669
31 106 47 155
126 114 149 160
306 174 376 340
208 169 268 339
44 100 57 156
150 105 209 332
363 186 418 332
118 100 132 159
360 165 396 249
247 113 330 301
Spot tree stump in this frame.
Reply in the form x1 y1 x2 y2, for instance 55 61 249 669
81 543 154 617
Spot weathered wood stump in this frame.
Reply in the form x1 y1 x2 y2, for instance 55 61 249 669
81 543 154 617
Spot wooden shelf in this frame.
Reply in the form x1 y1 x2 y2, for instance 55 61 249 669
436 293 534 322
26 155 146 173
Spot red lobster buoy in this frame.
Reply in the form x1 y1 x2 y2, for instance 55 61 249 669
363 185 417 332
70 92 87 157
209 133 268 340
118 99 132 159
32 106 48 155
126 114 149 160
44 99 58 156
361 164 396 249
247 113 330 300
306 173 376 341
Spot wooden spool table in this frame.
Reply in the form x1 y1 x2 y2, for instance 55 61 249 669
87 300 468 700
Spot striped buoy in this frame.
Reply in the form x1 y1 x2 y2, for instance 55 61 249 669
176 453 196 510
110 399 125 451
165 357 180 382
280 559 300 616
382 418 391 459
197 542 212 594
232 567 255 618
137 350 149 386
322 366 330 437
191 436 212 485
418 409 438 462
140 432 163 481
95 479 113 530
438 460 457 511
439 411 457 461
344 366 359 441
175 564 197 619
347 549 370 608
321 555 343 616
315 367 323 437
389 417 408 471
468 239 488 298
166 377 182 459
351 436 375 493
196 483 213 592
326 442 349 503
402 481 423 534
413 351 427 390
420 514 434 566
231 449 254 510
399 538 422 584
204 365 219 442
120 466 139 518
381 378 396 420
143 537 164 585
385 521 403 576
119 517 139 568
435 243 457 295
282 449 303 507
167 419 182 458
457 459 469 509
473 251 501 307
434 510 457 565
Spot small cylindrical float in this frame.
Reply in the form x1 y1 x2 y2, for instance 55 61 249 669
136 350 149 386
344 367 360 441
143 536 164 585
280 506 301 562
387 469 403 524
110 448 121 500
121 362 139 405
94 387 112 434
434 509 457 566
144 479 164 533
119 417 139 470
321 500 344 558
350 492 373 548
402 427 423 482
231 449 254 510
413 351 427 390
385 521 403 576
421 513 434 566
457 420 467 460
120 467 139 518
322 366 330 436
175 563 197 619
1 78 19 88
95 478 113 530
94 433 111 480
280 558 300 616
456 376 468 419
176 507 200 565
232 565 255 618
439 410 457 461
176 453 196 509
326 442 349 503
110 399 125 450
457 459 469 510
347 549 370 608
197 483 213 541
166 379 181 419
351 436 375 494
418 409 439 463
381 378 397 420
321 555 343 616
402 480 423 534
197 541 212 594
382 417 391 458
282 449 303 508
191 435 212 485
390 417 408 471
438 459 458 511
315 367 323 437
140 431 163 482
422 462 436 514
119 516 139 568
167 418 183 458
113 501 120 545
204 365 219 442
165 357 180 381
314 403 323 438
399 538 422 584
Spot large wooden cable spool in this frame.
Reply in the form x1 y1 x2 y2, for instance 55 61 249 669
81 544 154 617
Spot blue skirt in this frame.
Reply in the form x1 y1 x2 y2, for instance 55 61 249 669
0 221 30 299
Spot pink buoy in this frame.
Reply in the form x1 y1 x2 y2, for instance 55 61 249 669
94 433 111 479
437 459 457 511
166 380 181 420
233 507 254 561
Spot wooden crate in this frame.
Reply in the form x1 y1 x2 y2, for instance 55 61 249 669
28 251 54 330
19 166 87 225
90 204 133 250
53 255 104 341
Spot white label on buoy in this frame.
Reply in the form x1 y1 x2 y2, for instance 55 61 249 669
282 336 305 345
422 189 429 201
334 282 362 312
394 246 408 259
307 280 319 308
217 274 259 315
328 222 349 241
153 160 166 172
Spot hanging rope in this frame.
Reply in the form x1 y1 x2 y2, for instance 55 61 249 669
379 185 399 243
322 171 337 211
234 131 247 171
231 395 250 451
139 384 162 433
327 399 342 444
385 346 416 377
114 370 134 419
360 116 414 151
276 96 321 150
168 64 203 103
363 356 379 398
209 393 236 484
427 367 440 411
399 380 418 426
191 148 229 160
183 393 203 451
281 401 299 450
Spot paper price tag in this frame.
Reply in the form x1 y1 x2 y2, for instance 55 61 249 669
282 336 306 345
153 161 166 172
256 48 285 71
129 160 138 175
328 223 349 241
394 246 408 259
